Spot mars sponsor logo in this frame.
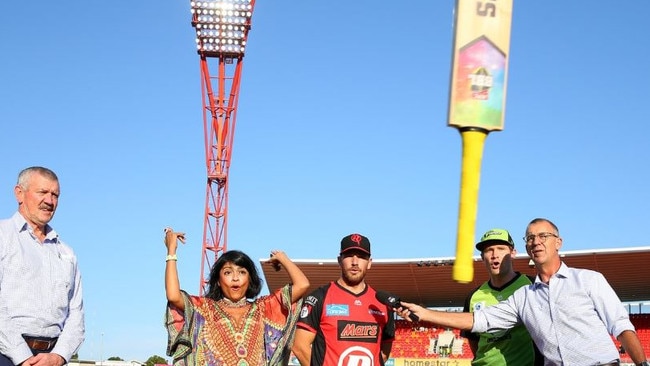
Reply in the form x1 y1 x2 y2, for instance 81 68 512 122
337 320 379 343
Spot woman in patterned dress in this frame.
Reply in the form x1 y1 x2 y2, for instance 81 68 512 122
163 228 310 366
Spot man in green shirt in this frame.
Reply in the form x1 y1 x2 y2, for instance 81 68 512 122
461 228 543 365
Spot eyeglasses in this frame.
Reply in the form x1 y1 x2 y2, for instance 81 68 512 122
523 232 558 246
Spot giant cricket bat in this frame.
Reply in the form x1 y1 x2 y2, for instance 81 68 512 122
448 0 514 283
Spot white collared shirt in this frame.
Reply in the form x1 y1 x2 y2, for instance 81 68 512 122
0 212 85 363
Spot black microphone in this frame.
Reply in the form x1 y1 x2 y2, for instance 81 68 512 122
375 291 419 322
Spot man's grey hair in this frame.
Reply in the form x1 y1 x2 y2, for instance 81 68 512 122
17 166 59 189
526 217 560 236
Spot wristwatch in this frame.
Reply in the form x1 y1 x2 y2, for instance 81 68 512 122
637 361 650 366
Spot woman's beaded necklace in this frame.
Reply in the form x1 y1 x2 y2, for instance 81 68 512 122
209 298 263 366
219 297 248 308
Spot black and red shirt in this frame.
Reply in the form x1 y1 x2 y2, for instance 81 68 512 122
296 281 395 366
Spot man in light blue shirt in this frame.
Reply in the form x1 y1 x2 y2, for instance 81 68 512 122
0 167 85 366
397 218 648 366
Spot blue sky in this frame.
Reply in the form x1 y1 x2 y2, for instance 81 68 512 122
1 0 649 362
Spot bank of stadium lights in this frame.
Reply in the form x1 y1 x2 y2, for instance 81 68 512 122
190 0 253 55
416 259 455 267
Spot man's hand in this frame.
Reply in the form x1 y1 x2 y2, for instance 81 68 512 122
21 353 65 366
395 301 425 322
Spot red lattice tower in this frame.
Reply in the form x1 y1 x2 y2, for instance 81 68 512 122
189 0 256 294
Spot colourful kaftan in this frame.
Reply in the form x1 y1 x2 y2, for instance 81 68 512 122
166 285 301 366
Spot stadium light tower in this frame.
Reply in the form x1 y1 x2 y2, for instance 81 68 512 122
189 0 256 294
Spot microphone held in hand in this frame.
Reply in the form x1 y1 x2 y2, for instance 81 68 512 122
375 291 419 322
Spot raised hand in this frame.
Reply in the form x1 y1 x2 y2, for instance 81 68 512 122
164 227 186 254
268 250 288 271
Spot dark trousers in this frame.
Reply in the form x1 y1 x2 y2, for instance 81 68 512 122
0 338 56 366
0 353 15 366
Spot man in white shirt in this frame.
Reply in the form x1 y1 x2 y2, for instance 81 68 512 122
0 166 85 366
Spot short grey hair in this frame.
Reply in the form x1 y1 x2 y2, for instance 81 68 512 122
526 217 559 236
17 166 59 189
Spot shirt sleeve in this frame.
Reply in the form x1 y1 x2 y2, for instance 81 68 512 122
587 270 635 337
165 291 197 363
51 254 85 361
382 308 395 341
296 285 327 334
260 284 304 366
460 286 480 341
471 293 521 334
0 221 33 363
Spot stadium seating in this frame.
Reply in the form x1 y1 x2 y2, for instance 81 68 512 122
392 314 650 361
627 314 650 362
392 321 473 359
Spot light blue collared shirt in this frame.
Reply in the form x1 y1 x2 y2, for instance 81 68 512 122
0 212 85 364
472 262 634 366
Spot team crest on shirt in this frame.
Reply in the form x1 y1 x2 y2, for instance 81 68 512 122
326 304 350 316
473 301 486 312
300 304 311 318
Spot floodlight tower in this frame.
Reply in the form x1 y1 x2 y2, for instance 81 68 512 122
189 0 256 294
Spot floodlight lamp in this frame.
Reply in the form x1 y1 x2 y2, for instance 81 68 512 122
190 0 253 56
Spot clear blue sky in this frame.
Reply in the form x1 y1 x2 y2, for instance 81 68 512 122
1 0 649 362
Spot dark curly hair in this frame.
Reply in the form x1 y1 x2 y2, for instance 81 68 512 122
205 250 263 301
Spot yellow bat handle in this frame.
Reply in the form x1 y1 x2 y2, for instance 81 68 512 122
452 128 488 283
